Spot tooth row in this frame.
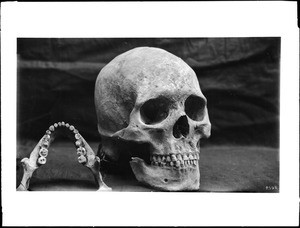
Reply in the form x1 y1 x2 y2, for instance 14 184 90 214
150 153 199 168
37 134 50 165
48 121 78 134
151 153 199 162
151 159 198 167
38 121 87 165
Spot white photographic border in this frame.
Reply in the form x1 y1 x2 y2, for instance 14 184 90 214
1 1 299 226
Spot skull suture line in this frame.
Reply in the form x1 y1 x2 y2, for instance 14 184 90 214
95 47 211 191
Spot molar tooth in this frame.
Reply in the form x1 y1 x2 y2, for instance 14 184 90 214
154 161 158 166
77 147 86 155
37 156 46 165
44 134 50 140
39 148 48 157
183 154 188 160
175 160 180 167
78 155 87 164
54 123 58 128
180 160 184 166
161 156 166 162
194 160 197 165
170 161 174 167
189 154 194 160
42 140 49 148
49 125 55 131
75 140 82 147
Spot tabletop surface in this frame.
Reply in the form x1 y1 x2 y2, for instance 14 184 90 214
17 140 279 192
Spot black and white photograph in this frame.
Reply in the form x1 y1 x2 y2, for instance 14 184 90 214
16 37 280 193
2 2 299 226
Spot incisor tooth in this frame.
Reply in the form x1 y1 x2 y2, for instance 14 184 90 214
157 156 162 162
177 154 182 160
171 154 177 161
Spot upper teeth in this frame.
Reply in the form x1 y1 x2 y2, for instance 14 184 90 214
151 153 199 167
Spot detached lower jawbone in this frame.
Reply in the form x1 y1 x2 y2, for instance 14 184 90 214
129 152 200 191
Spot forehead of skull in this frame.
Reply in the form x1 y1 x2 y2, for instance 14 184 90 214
100 47 202 101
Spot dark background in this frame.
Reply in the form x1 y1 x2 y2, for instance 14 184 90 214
17 38 280 147
16 38 280 192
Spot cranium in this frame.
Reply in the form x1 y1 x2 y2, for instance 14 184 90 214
95 47 211 191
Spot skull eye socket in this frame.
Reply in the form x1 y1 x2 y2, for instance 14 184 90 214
185 95 206 121
140 97 169 125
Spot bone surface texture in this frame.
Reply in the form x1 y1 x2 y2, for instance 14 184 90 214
95 47 211 191
17 122 111 191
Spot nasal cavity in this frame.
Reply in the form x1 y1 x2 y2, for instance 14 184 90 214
173 116 189 138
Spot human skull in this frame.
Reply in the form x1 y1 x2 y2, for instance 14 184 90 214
95 47 211 191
